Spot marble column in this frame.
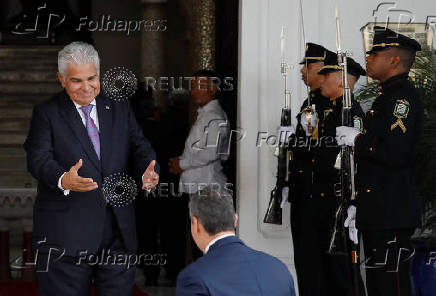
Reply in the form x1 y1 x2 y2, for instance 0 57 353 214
180 0 216 125
190 0 216 71
141 0 168 111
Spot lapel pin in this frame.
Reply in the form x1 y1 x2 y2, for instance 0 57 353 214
105 105 110 110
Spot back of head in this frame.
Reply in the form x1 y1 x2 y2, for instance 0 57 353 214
189 187 235 236
184 188 296 295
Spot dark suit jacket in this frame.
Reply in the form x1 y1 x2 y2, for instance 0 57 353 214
176 236 296 296
24 91 157 256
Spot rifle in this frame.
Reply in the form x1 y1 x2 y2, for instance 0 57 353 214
264 27 293 225
327 5 361 296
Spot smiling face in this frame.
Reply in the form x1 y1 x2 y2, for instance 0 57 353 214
57 62 100 106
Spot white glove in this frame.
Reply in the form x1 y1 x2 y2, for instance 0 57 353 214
336 126 360 147
277 125 295 145
344 205 358 245
300 110 317 136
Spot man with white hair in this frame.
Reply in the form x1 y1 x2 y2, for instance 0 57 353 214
24 41 159 296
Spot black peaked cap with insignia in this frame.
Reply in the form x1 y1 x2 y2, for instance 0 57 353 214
299 43 329 64
366 26 421 55
318 51 366 79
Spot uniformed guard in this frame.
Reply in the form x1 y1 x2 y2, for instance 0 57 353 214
290 45 365 295
289 43 330 296
316 51 365 295
336 27 423 296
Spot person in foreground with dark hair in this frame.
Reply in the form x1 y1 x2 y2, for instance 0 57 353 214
176 188 295 296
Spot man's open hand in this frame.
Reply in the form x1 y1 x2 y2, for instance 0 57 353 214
61 159 98 192
142 160 159 190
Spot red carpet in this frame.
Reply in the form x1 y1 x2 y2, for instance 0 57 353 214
0 281 148 296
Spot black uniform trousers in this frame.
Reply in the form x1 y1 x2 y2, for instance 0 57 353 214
36 206 136 296
362 229 415 296
291 194 362 296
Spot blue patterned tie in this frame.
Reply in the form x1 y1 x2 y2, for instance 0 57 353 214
80 105 100 159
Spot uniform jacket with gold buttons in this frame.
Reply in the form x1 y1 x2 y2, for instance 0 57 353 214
354 73 424 231
290 90 364 200
289 89 330 201
312 95 364 198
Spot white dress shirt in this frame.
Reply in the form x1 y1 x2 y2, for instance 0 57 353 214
204 233 235 254
58 99 99 195
179 100 230 194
